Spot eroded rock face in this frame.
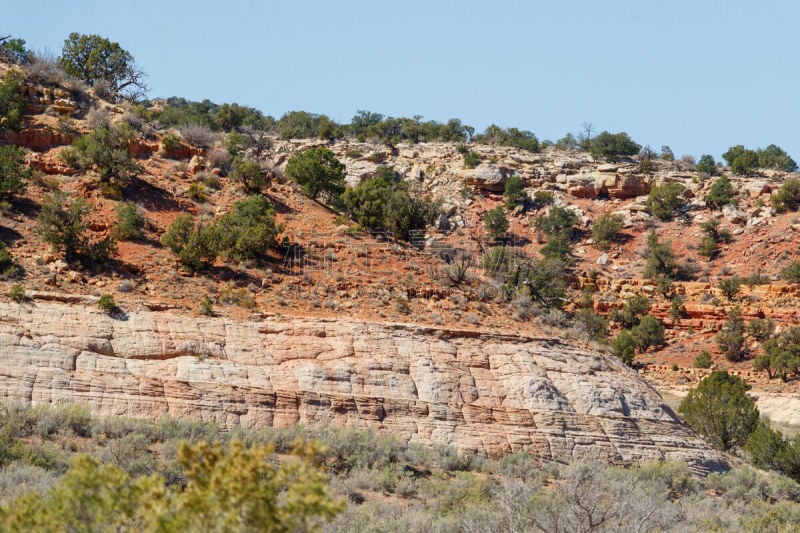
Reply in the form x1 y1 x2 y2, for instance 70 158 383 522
0 300 727 473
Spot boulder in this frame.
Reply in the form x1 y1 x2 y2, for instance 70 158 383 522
461 164 510 192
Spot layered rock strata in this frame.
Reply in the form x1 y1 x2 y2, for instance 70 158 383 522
0 299 727 473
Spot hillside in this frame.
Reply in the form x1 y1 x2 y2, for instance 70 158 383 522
2 56 800 465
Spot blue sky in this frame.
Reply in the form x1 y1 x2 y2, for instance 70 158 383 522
6 1 799 160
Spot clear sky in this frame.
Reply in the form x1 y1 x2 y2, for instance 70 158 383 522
5 1 798 161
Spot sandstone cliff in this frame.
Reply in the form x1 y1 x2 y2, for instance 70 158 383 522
0 298 727 473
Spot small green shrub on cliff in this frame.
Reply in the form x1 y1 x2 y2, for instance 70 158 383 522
0 145 31 199
0 69 25 132
694 351 712 369
646 182 685 220
97 294 117 314
772 179 800 213
112 201 144 241
591 212 624 249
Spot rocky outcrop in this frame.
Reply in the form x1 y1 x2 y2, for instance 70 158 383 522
0 299 727 472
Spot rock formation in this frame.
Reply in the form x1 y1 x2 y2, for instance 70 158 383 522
0 298 727 473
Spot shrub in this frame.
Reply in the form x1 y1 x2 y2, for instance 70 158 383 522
723 145 760 175
610 295 650 329
758 144 798 172
746 319 775 342
462 151 481 169
218 284 255 309
0 241 16 278
37 192 116 264
483 207 508 239
718 276 742 301
97 294 116 314
342 176 392 231
113 201 144 241
589 131 641 160
705 176 736 210
646 182 686 220
229 158 269 193
678 370 759 451
535 206 578 239
0 69 26 132
7 283 25 302
161 133 182 156
285 147 346 201
612 330 637 366
540 235 573 263
694 350 713 369
716 307 747 362
591 212 624 249
69 124 141 185
383 189 439 241
187 182 207 202
526 192 552 210
781 261 800 283
758 326 800 381
772 179 800 213
643 230 693 282
59 33 146 99
695 154 717 175
631 315 665 351
503 175 527 208
160 214 214 271
475 125 539 152
198 297 214 316
207 195 280 262
0 145 32 199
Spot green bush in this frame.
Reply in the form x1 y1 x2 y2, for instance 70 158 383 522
229 157 268 193
612 330 637 366
475 125 539 152
781 261 800 283
718 276 742 301
747 319 775 342
0 145 30 199
160 214 213 271
716 307 747 362
758 326 800 381
704 176 736 210
384 189 439 241
0 241 16 278
187 182 207 202
198 297 214 316
758 144 798 172
0 69 25 132
462 151 481 169
723 145 760 175
161 133 182 156
285 147 346 201
97 294 117 314
278 111 339 140
589 131 640 160
342 175 392 231
694 350 712 369
591 212 624 249
678 370 759 452
530 190 554 209
610 295 650 329
535 206 577 239
7 283 25 302
208 195 280 262
483 207 508 239
68 124 141 185
643 230 693 282
37 192 116 264
646 182 686 220
695 154 717 175
503 175 527 208
113 201 144 241
631 315 665 352
772 179 800 213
